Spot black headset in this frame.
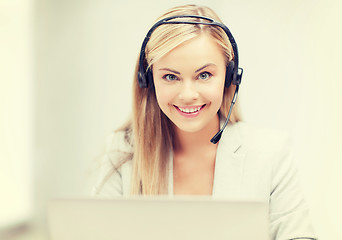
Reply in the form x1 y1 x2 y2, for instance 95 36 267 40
137 15 243 144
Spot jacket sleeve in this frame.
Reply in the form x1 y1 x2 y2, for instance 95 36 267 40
269 136 317 240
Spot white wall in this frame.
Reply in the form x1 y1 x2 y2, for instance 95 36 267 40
3 0 340 239
0 0 33 229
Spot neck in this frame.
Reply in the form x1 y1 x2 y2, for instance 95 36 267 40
173 114 220 154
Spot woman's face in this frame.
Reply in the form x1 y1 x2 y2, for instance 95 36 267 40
152 33 226 133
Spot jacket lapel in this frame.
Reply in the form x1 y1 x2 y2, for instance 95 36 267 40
212 122 246 197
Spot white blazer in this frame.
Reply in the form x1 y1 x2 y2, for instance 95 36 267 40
94 121 317 240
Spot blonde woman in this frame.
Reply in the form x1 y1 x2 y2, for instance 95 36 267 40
94 4 316 240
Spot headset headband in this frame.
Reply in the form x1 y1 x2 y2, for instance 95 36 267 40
138 15 243 88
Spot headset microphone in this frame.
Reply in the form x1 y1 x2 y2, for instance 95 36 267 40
210 84 240 144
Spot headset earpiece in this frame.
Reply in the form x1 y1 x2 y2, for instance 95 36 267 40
234 67 243 86
138 57 151 88
225 61 235 88
138 70 147 88
138 67 154 89
147 69 154 88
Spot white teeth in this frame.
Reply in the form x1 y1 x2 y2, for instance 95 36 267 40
178 106 202 113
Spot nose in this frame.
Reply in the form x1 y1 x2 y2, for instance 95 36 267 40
178 80 199 102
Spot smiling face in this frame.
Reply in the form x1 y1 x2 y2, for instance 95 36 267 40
152 33 226 134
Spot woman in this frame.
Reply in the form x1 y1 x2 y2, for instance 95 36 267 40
94 4 316 240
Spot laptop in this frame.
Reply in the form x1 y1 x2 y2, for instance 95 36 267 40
47 196 270 240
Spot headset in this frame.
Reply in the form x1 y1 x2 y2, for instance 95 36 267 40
137 15 243 144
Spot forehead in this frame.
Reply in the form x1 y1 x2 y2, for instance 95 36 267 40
153 33 226 70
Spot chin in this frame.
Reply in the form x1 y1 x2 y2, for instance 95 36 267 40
172 121 209 134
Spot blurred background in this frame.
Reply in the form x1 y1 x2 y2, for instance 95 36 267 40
1 0 341 239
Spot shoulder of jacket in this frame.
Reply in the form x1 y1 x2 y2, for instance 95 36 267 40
105 128 134 154
235 121 292 152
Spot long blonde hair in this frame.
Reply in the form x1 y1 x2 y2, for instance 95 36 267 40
122 5 241 195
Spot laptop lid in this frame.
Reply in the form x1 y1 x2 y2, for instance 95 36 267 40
47 197 270 240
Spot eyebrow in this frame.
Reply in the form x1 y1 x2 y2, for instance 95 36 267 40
158 64 216 75
158 68 181 74
195 63 216 73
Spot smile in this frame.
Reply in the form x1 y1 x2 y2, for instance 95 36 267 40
174 104 206 117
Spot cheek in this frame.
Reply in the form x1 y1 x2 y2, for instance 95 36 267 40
154 84 174 110
204 82 225 107
210 91 224 109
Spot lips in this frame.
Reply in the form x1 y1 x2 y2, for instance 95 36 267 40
174 104 206 117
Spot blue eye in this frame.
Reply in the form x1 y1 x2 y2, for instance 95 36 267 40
163 74 178 81
198 72 211 80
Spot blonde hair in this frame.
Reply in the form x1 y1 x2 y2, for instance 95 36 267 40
122 5 241 195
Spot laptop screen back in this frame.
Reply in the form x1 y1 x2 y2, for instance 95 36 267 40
48 197 270 240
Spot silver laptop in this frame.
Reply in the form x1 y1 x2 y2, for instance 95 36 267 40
47 196 270 240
